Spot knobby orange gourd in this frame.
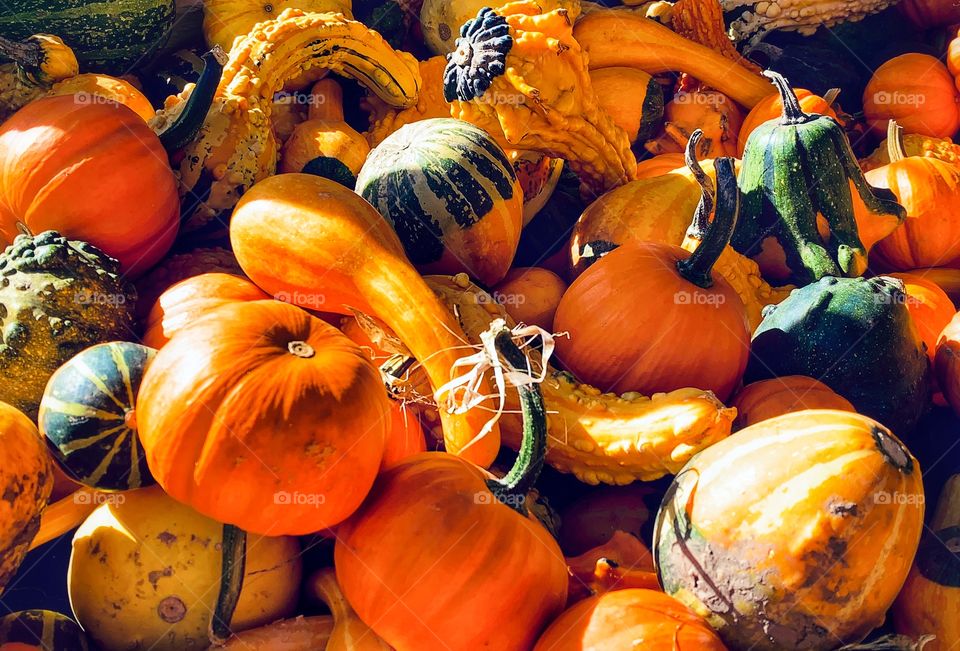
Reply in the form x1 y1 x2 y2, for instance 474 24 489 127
335 321 568 650
229 173 501 466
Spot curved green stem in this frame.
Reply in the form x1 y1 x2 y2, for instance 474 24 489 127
158 46 227 153
763 70 814 126
684 129 713 240
208 524 246 646
485 327 547 516
677 157 739 288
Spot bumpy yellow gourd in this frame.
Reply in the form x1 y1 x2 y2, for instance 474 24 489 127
151 8 421 228
418 275 735 484
722 0 897 42
444 2 637 196
0 34 78 121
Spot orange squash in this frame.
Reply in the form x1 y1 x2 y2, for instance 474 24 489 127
534 589 727 651
555 157 749 401
645 89 743 158
491 267 567 331
869 122 960 270
634 153 686 178
936 310 960 417
863 54 960 138
47 73 154 121
564 531 658 605
306 569 391 650
230 173 500 466
137 300 390 535
908 267 960 306
731 375 855 429
334 322 568 650
888 272 957 363
0 95 178 277
141 272 270 348
738 87 838 156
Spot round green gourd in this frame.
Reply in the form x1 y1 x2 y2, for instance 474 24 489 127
356 117 523 286
746 275 931 435
0 231 137 421
39 341 157 491
0 610 92 650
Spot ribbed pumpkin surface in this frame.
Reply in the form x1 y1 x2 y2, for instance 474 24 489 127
357 118 523 285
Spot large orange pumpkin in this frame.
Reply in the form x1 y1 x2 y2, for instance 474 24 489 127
863 54 960 139
0 95 178 277
534 589 728 651
334 322 568 650
137 300 390 536
554 158 749 401
141 272 270 348
48 74 155 121
731 375 855 429
888 272 957 363
738 87 838 156
869 122 960 270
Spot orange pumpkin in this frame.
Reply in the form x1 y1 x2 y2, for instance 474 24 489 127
863 54 960 138
646 90 743 158
534 589 728 651
48 74 154 121
936 310 960 417
137 300 390 535
635 153 686 178
888 272 957 363
141 273 270 348
738 87 838 156
230 173 500 466
731 376 855 429
334 323 568 650
554 158 749 401
869 122 960 270
490 267 567 330
0 95 178 277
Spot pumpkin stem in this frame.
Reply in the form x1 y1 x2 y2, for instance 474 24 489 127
287 341 316 358
886 120 907 163
157 46 227 154
763 70 814 126
684 129 714 240
486 327 547 516
677 157 739 288
208 524 246 646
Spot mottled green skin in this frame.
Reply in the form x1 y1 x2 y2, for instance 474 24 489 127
746 276 930 435
734 78 904 285
0 0 176 74
0 231 136 420
637 76 664 143
0 610 92 650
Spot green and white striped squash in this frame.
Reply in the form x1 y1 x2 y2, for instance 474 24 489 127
0 0 176 74
0 610 92 650
39 341 156 491
356 118 523 286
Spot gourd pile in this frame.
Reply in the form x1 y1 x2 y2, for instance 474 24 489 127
2 0 960 649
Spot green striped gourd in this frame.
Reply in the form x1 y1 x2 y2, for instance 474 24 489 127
356 118 523 286
0 0 176 74
39 341 156 491
0 610 92 650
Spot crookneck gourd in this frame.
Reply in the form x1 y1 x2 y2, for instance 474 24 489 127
444 2 638 196
421 274 736 485
0 34 78 122
151 8 421 227
722 0 897 42
735 71 905 284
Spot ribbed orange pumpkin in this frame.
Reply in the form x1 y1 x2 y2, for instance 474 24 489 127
137 300 390 535
863 54 960 138
634 153 686 179
870 123 960 270
731 376 854 429
738 87 838 155
888 272 957 363
936 311 960 418
141 273 270 348
48 74 154 121
534 589 728 651
491 267 568 331
0 95 179 276
555 158 749 401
